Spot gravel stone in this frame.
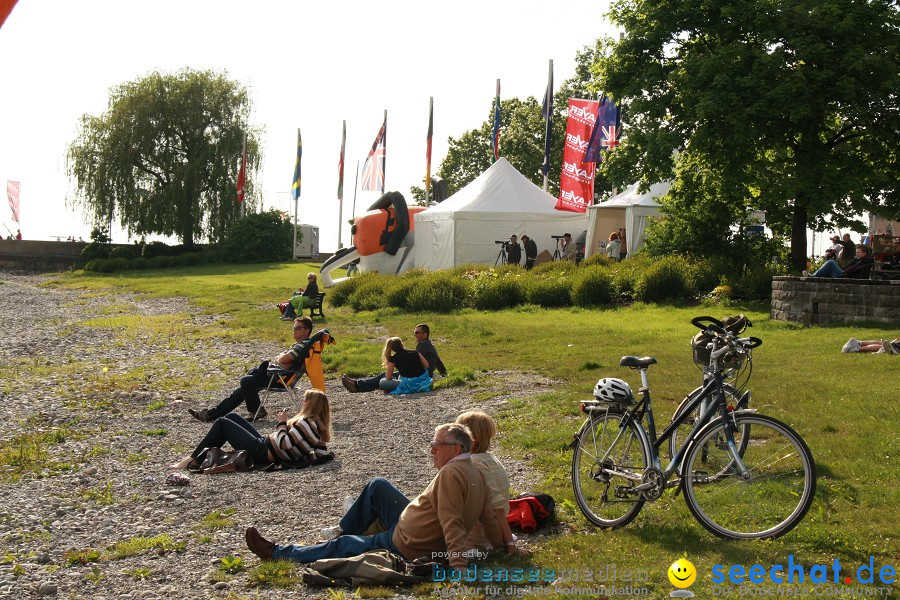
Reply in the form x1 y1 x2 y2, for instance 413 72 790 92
0 272 554 598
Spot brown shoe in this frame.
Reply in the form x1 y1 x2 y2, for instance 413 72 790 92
248 406 268 421
188 408 212 423
341 375 359 393
246 527 275 561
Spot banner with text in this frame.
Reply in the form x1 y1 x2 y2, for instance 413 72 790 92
555 98 598 213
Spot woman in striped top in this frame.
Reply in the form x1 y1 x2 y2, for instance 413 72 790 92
169 389 333 470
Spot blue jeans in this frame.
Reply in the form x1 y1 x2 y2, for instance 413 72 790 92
191 413 270 465
812 259 844 278
355 372 396 392
273 478 410 563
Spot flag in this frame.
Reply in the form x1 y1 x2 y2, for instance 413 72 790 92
291 129 302 201
361 113 386 191
236 136 247 204
555 98 598 213
1 0 20 30
337 121 346 200
7 180 20 222
541 60 554 177
492 79 501 162
425 97 433 197
584 96 621 163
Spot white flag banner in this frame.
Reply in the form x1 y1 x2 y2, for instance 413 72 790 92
7 180 20 222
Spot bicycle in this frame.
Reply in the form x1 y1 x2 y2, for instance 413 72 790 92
571 317 816 539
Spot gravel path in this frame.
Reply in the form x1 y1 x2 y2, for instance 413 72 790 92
0 273 556 599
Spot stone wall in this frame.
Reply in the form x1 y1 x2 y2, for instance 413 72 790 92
771 276 899 325
0 239 86 272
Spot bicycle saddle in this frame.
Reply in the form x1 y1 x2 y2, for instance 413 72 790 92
619 356 658 368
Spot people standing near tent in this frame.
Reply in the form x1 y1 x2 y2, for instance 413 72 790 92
561 233 575 261
522 235 537 270
506 235 521 266
618 227 627 260
606 232 621 260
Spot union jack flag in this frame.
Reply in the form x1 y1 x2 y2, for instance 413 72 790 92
361 116 386 192
584 97 621 163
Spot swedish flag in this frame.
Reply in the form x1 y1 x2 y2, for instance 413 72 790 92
291 129 302 201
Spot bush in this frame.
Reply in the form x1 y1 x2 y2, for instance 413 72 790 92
347 275 391 312
222 209 293 263
109 245 140 260
147 256 176 269
526 277 573 308
382 271 428 309
473 276 526 310
571 266 615 307
580 254 613 268
724 266 777 301
142 241 172 259
531 260 578 277
406 272 469 312
635 255 693 302
329 273 375 307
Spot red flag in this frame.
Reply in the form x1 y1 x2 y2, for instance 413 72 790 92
236 137 247 203
0 0 19 30
555 99 597 213
6 180 20 222
425 97 433 196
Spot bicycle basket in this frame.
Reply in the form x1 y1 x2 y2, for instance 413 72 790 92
691 314 752 368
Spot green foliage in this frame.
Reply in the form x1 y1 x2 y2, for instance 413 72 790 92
526 276 573 308
472 273 526 310
248 559 300 588
222 209 293 263
0 427 72 482
218 555 245 574
594 0 899 269
635 255 693 302
67 68 262 245
407 272 469 312
125 567 151 580
65 549 101 565
328 272 376 307
104 534 186 560
196 509 237 531
570 265 615 307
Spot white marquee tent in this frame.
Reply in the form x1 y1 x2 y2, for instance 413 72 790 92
584 181 671 259
414 158 588 270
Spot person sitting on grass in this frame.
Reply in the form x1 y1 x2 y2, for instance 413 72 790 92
245 423 525 569
170 388 333 470
189 317 319 422
342 324 446 393
375 337 431 394
281 273 319 320
841 337 900 354
455 410 527 556
806 245 874 279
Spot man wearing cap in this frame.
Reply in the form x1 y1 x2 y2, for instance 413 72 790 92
506 234 521 266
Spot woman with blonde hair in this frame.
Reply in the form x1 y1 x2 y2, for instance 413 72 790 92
281 272 320 320
455 410 527 557
378 337 431 394
170 388 333 470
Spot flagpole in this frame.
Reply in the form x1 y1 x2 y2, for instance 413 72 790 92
382 109 387 190
542 60 553 192
425 97 433 205
351 160 360 219
240 133 247 218
337 120 346 250
291 128 302 260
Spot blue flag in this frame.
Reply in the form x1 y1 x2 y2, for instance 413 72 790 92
584 97 621 163
291 129 302 201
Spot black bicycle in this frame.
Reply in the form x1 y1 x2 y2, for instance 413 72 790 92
571 317 816 539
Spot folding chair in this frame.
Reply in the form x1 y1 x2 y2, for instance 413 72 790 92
253 365 306 420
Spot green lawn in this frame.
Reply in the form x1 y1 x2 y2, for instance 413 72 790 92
46 263 899 598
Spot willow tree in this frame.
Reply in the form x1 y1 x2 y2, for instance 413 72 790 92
594 0 899 270
67 69 261 246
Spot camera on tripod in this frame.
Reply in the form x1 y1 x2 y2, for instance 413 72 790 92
551 235 564 239
494 240 508 245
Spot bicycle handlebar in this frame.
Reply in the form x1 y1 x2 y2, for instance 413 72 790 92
691 315 724 331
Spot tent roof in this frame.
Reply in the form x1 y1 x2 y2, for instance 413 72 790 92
591 181 671 209
421 157 570 216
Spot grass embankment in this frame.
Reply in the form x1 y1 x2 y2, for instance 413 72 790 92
43 263 899 598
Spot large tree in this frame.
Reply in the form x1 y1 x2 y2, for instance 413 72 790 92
68 69 262 246
593 0 899 269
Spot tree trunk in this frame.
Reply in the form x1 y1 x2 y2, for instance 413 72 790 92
790 200 808 272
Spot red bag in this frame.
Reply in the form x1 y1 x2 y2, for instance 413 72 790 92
507 493 554 532
277 301 289 314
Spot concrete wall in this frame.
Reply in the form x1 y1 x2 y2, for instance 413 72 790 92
771 276 900 325
0 239 86 271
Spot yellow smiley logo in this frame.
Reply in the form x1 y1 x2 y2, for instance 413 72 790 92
668 558 697 588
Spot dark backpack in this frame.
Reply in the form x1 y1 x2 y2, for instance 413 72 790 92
507 492 555 532
300 550 434 587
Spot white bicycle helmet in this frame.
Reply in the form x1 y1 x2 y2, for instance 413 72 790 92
593 378 634 404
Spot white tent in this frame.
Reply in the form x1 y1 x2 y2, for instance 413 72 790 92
414 158 588 270
584 181 670 259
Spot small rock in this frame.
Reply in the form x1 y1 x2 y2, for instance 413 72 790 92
223 492 238 504
81 467 98 477
36 554 51 564
214 581 228 590
38 581 57 595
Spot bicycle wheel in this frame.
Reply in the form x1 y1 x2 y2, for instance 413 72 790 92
682 414 815 539
572 411 651 528
668 383 747 461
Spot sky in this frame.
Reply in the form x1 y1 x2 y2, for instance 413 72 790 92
0 0 619 251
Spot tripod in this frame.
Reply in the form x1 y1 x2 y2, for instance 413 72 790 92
494 244 508 266
552 238 562 261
